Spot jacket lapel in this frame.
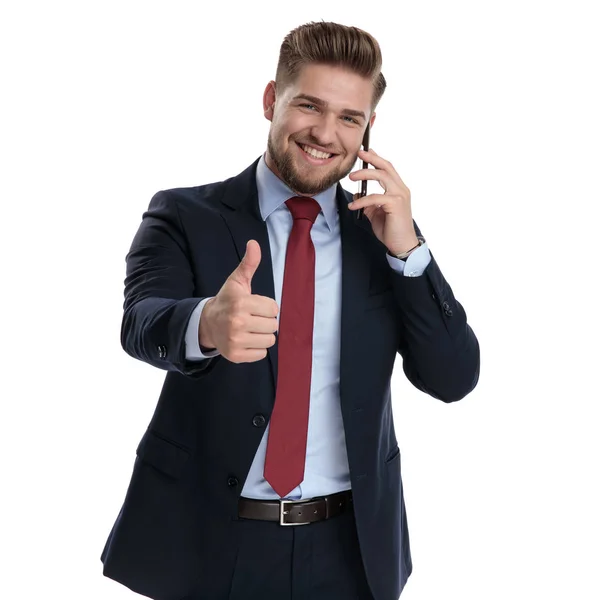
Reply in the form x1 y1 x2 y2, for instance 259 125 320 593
219 159 280 395
337 184 374 411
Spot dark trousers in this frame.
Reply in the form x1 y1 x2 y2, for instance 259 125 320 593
187 503 375 600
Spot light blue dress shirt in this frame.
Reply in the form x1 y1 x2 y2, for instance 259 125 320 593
184 153 431 500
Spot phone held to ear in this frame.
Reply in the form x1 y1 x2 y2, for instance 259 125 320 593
356 123 370 220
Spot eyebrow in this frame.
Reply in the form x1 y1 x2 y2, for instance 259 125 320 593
291 94 366 121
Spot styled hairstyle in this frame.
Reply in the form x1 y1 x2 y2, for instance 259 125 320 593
274 21 387 115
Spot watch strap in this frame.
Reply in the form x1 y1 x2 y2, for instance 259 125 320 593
394 236 426 260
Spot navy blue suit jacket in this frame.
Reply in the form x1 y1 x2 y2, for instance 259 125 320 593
100 156 480 600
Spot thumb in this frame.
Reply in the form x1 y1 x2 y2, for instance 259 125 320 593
230 240 261 290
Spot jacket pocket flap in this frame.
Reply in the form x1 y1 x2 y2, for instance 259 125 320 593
385 445 400 464
365 288 394 311
136 429 190 479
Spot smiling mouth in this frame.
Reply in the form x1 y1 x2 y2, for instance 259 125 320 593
296 142 338 164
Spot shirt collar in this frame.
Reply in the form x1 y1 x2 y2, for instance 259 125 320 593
256 152 338 231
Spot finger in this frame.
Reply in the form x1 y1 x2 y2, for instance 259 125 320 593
349 169 390 193
247 315 279 335
357 149 394 172
239 331 278 349
357 148 389 167
232 239 261 287
348 193 387 209
247 295 279 318
358 149 407 187
349 169 390 183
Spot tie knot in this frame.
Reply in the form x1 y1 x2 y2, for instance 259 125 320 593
285 196 321 224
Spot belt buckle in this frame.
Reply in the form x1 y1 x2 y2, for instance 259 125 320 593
280 499 310 526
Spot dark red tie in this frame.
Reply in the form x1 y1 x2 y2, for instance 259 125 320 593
263 196 321 498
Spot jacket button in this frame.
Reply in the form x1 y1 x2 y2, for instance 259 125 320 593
442 302 453 317
227 477 239 487
252 414 266 427
157 344 167 358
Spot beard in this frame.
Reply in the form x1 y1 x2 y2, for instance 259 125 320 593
267 131 356 196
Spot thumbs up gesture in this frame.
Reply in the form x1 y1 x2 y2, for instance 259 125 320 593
198 240 279 363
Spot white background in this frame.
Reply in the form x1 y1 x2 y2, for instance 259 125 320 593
1 1 599 599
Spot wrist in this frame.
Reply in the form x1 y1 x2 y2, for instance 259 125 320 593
389 235 422 258
198 298 217 351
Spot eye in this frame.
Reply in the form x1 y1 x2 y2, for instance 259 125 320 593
300 104 358 124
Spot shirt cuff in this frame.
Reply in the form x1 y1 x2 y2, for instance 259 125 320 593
185 298 221 360
386 242 431 277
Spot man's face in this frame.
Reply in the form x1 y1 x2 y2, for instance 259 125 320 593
264 63 376 196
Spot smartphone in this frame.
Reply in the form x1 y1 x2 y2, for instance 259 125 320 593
356 123 370 220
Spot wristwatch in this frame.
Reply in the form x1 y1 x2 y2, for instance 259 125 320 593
393 236 426 260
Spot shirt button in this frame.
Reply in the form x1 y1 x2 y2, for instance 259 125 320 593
227 477 239 488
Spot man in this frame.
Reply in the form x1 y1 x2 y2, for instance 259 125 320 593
101 20 480 600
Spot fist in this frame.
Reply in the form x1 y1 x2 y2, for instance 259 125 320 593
199 240 279 363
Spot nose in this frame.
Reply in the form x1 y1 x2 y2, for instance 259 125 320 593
309 114 338 151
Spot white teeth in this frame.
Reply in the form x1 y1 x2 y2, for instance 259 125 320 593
301 144 332 159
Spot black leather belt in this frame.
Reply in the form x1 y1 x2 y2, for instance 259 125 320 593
238 489 353 526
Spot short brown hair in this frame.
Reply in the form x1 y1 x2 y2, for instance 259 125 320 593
274 21 387 115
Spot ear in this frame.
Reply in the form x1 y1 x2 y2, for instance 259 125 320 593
369 112 376 129
263 81 277 122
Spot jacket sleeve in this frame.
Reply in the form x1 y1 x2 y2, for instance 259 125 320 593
120 189 222 378
392 220 480 403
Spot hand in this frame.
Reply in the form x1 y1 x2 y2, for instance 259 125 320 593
199 240 279 363
348 149 419 255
